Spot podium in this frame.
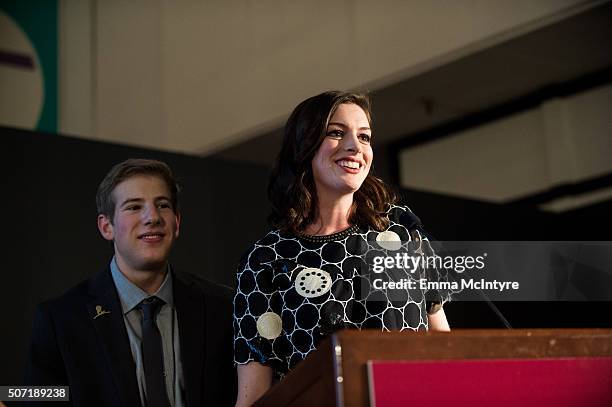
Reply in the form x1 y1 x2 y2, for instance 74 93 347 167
254 329 612 407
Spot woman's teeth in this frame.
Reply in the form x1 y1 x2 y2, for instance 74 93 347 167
337 160 360 169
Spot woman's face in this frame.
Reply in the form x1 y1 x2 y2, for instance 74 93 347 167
311 103 373 200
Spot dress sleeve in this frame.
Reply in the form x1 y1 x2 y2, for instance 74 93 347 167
394 205 454 305
233 243 284 369
416 228 453 305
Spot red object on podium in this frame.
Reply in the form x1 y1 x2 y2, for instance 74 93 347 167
254 329 612 407
368 357 612 407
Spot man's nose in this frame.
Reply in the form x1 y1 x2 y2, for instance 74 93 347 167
144 205 163 226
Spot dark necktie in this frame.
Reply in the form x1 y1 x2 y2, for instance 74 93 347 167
140 296 171 407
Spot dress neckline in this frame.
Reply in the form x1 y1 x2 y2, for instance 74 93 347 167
295 224 360 243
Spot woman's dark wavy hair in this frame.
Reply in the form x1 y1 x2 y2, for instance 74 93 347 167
268 90 397 233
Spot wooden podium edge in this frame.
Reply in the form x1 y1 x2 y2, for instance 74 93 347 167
337 328 612 406
254 328 612 407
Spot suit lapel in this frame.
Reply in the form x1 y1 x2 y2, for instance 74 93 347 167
87 270 141 407
174 272 206 407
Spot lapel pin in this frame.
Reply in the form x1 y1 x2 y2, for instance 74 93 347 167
93 305 111 319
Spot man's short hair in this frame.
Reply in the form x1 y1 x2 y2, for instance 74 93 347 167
96 158 180 222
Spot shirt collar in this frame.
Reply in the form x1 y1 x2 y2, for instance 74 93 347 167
110 256 174 314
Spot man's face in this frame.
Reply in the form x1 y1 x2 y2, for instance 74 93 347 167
97 175 180 274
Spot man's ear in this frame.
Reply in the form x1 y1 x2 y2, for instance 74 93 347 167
97 214 114 241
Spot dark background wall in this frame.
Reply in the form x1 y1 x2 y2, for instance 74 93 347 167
2 127 610 387
2 127 272 386
402 188 612 331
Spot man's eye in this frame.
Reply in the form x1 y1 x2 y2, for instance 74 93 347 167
157 202 171 209
359 134 371 143
327 129 343 139
126 205 141 211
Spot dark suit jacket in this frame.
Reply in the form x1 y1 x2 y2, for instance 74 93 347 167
25 268 237 407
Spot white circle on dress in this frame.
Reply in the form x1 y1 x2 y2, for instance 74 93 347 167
295 267 332 298
256 312 282 339
376 230 402 251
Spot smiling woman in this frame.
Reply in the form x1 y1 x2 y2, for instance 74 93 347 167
268 91 393 234
311 103 373 213
233 91 451 407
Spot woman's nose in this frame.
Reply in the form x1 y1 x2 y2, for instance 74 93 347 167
342 131 362 153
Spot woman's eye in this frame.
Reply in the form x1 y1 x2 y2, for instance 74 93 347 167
327 129 343 139
359 134 372 143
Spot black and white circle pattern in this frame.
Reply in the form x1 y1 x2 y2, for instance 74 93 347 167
295 268 332 297
233 205 450 378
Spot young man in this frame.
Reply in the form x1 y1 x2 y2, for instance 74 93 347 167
25 159 236 406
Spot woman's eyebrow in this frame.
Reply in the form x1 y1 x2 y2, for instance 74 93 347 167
328 122 371 131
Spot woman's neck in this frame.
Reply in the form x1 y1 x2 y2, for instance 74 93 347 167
305 192 354 236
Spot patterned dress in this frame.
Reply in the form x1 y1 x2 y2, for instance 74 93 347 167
233 205 450 378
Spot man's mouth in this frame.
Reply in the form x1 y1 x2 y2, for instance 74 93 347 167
138 232 165 242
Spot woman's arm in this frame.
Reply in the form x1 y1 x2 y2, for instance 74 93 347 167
235 362 273 407
427 307 450 332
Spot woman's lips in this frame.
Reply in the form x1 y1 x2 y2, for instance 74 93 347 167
336 159 362 174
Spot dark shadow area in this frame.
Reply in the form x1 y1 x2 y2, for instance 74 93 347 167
400 187 612 330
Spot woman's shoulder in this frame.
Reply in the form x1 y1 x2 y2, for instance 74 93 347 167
385 204 423 230
251 229 285 248
237 229 285 270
